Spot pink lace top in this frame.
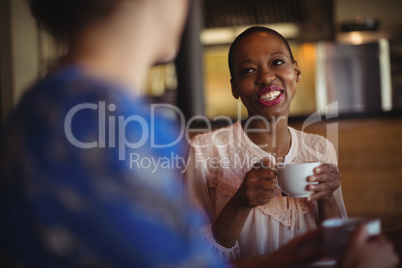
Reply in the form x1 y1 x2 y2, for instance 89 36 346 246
185 121 347 259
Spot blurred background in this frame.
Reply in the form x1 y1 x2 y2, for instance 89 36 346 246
1 0 402 231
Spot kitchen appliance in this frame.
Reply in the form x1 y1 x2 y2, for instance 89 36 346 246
315 39 392 115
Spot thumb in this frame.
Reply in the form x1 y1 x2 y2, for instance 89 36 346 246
351 224 369 246
260 157 274 170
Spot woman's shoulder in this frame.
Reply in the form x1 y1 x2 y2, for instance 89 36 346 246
288 126 337 164
289 126 332 145
17 65 151 120
190 123 236 145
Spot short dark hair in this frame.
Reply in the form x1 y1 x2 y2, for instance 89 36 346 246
28 0 120 40
228 26 295 79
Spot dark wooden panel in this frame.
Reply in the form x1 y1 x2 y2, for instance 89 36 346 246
290 116 402 232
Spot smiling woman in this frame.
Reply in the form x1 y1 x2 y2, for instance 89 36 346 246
184 26 347 259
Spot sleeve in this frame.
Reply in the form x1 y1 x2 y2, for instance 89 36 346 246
184 145 215 223
184 145 241 260
326 140 348 218
199 224 240 261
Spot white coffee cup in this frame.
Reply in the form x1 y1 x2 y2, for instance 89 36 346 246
276 161 321 197
322 217 381 260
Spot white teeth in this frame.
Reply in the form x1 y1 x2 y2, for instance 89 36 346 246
261 91 280 101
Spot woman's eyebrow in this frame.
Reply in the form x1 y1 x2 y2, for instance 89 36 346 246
238 59 253 66
238 52 287 66
270 52 286 57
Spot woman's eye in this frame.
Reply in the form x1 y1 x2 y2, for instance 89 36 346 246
240 68 254 75
272 59 285 66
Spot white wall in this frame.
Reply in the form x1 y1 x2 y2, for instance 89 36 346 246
0 0 40 124
11 0 40 102
0 0 62 124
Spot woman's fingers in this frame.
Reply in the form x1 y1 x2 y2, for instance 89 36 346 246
238 160 278 207
314 163 338 174
306 163 341 201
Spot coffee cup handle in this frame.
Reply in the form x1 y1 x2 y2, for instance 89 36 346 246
270 167 283 192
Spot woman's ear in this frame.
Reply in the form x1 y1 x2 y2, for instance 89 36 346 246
231 78 240 99
294 61 302 82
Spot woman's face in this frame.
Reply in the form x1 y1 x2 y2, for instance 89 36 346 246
230 32 301 119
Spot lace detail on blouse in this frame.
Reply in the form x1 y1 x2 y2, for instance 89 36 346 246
207 174 315 230
206 173 241 197
200 224 240 261
257 194 316 230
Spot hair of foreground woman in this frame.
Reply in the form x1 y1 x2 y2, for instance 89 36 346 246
28 0 122 39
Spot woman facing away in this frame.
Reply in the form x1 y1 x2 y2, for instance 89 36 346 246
0 0 228 267
185 26 348 259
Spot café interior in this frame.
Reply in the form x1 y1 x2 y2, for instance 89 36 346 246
1 0 402 264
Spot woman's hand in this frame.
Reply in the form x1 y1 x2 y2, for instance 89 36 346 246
266 228 326 268
212 158 277 247
337 225 399 268
234 158 277 208
231 228 326 268
306 163 341 202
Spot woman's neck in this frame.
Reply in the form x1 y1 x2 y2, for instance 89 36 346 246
242 116 291 160
63 33 152 94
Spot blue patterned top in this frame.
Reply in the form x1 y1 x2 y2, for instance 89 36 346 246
0 65 227 268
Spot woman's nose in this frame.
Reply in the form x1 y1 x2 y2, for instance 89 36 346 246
256 68 275 85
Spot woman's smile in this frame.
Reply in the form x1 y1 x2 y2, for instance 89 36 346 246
257 85 284 106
